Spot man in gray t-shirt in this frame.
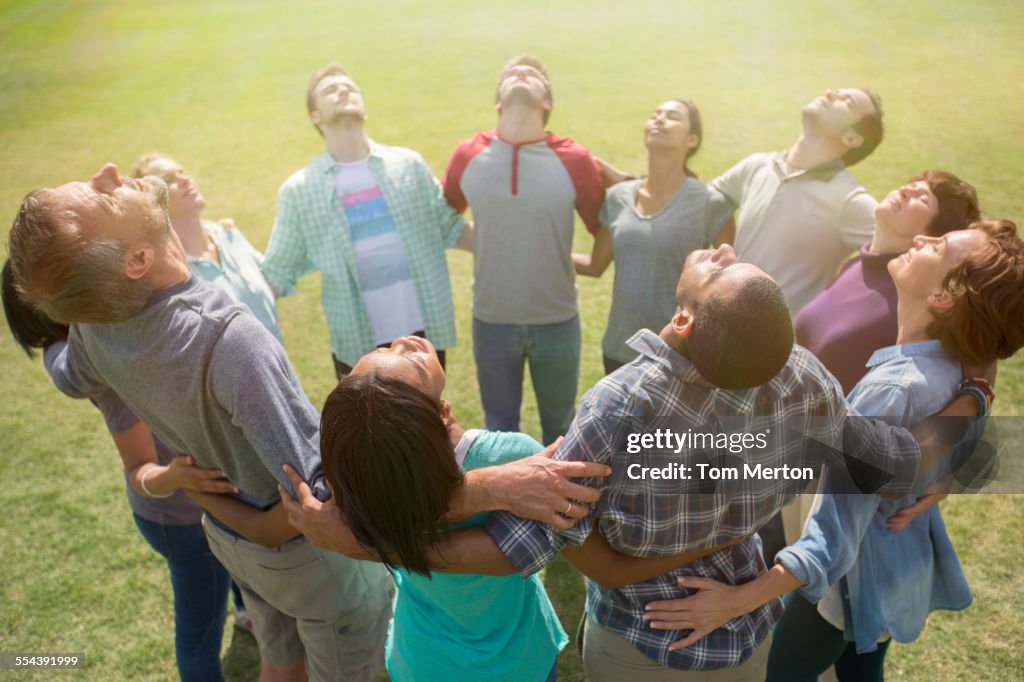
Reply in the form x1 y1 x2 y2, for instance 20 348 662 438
9 163 393 682
442 54 605 445
8 162 611 680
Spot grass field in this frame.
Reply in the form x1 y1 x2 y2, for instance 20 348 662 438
1 0 1022 679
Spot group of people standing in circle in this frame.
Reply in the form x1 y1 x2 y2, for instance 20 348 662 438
5 52 1024 682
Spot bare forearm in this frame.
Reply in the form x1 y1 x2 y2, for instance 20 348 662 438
733 564 803 612
426 528 517 576
342 527 517 576
128 463 174 497
713 219 735 247
188 493 298 548
445 468 499 522
573 252 600 277
565 533 746 590
113 423 168 497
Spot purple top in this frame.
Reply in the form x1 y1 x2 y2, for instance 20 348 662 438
794 243 900 395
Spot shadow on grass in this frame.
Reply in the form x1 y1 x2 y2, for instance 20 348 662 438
222 626 260 681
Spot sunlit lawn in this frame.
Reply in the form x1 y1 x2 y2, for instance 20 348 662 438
1 0 1022 679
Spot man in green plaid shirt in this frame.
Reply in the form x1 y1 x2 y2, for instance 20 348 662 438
263 63 470 377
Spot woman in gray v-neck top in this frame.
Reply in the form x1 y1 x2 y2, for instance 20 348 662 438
574 99 732 373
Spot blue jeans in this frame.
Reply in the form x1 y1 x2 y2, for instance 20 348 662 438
134 515 230 682
473 316 581 445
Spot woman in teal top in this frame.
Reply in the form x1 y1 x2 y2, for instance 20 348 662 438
320 336 566 681
131 154 282 340
317 336 737 680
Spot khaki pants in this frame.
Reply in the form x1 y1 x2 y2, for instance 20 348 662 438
581 614 771 682
203 517 393 682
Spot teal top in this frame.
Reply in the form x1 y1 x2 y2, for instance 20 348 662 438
188 220 282 341
386 430 568 681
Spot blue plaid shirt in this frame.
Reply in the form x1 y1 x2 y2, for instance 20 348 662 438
485 329 920 670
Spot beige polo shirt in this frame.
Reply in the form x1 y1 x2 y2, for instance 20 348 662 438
711 151 877 314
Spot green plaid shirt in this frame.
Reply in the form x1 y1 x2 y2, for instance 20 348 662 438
262 143 466 365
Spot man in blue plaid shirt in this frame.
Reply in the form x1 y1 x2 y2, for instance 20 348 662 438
479 244 933 679
285 244 961 679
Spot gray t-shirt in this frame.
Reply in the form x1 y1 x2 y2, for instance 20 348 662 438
93 388 203 526
599 178 732 363
45 275 326 508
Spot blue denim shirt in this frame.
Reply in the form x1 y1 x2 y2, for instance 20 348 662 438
776 340 973 651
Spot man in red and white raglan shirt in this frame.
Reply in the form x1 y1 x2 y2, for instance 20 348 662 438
444 54 604 445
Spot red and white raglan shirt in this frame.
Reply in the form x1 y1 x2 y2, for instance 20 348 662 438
443 131 604 325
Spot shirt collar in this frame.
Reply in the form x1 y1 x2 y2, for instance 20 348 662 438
858 241 902 269
626 329 716 387
866 339 948 368
144 273 198 310
774 149 845 181
314 139 383 175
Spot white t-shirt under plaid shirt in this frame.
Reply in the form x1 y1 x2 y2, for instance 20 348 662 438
262 144 466 366
485 329 922 671
335 158 423 345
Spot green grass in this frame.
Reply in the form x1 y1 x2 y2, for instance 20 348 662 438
1 0 1022 679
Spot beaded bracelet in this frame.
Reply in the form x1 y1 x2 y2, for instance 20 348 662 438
958 377 995 416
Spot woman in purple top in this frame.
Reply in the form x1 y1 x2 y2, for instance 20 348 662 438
795 170 979 395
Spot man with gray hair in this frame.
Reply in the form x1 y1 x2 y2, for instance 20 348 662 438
8 163 394 682
7 162 609 680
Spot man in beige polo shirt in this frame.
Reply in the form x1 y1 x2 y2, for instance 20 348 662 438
711 88 884 568
712 88 884 315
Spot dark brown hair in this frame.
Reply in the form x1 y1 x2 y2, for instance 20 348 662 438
843 89 884 167
320 371 464 576
927 219 1024 364
911 170 981 237
673 98 703 178
2 259 69 357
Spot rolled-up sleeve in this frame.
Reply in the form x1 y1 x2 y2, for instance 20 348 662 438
414 154 466 248
485 398 614 576
776 471 879 601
